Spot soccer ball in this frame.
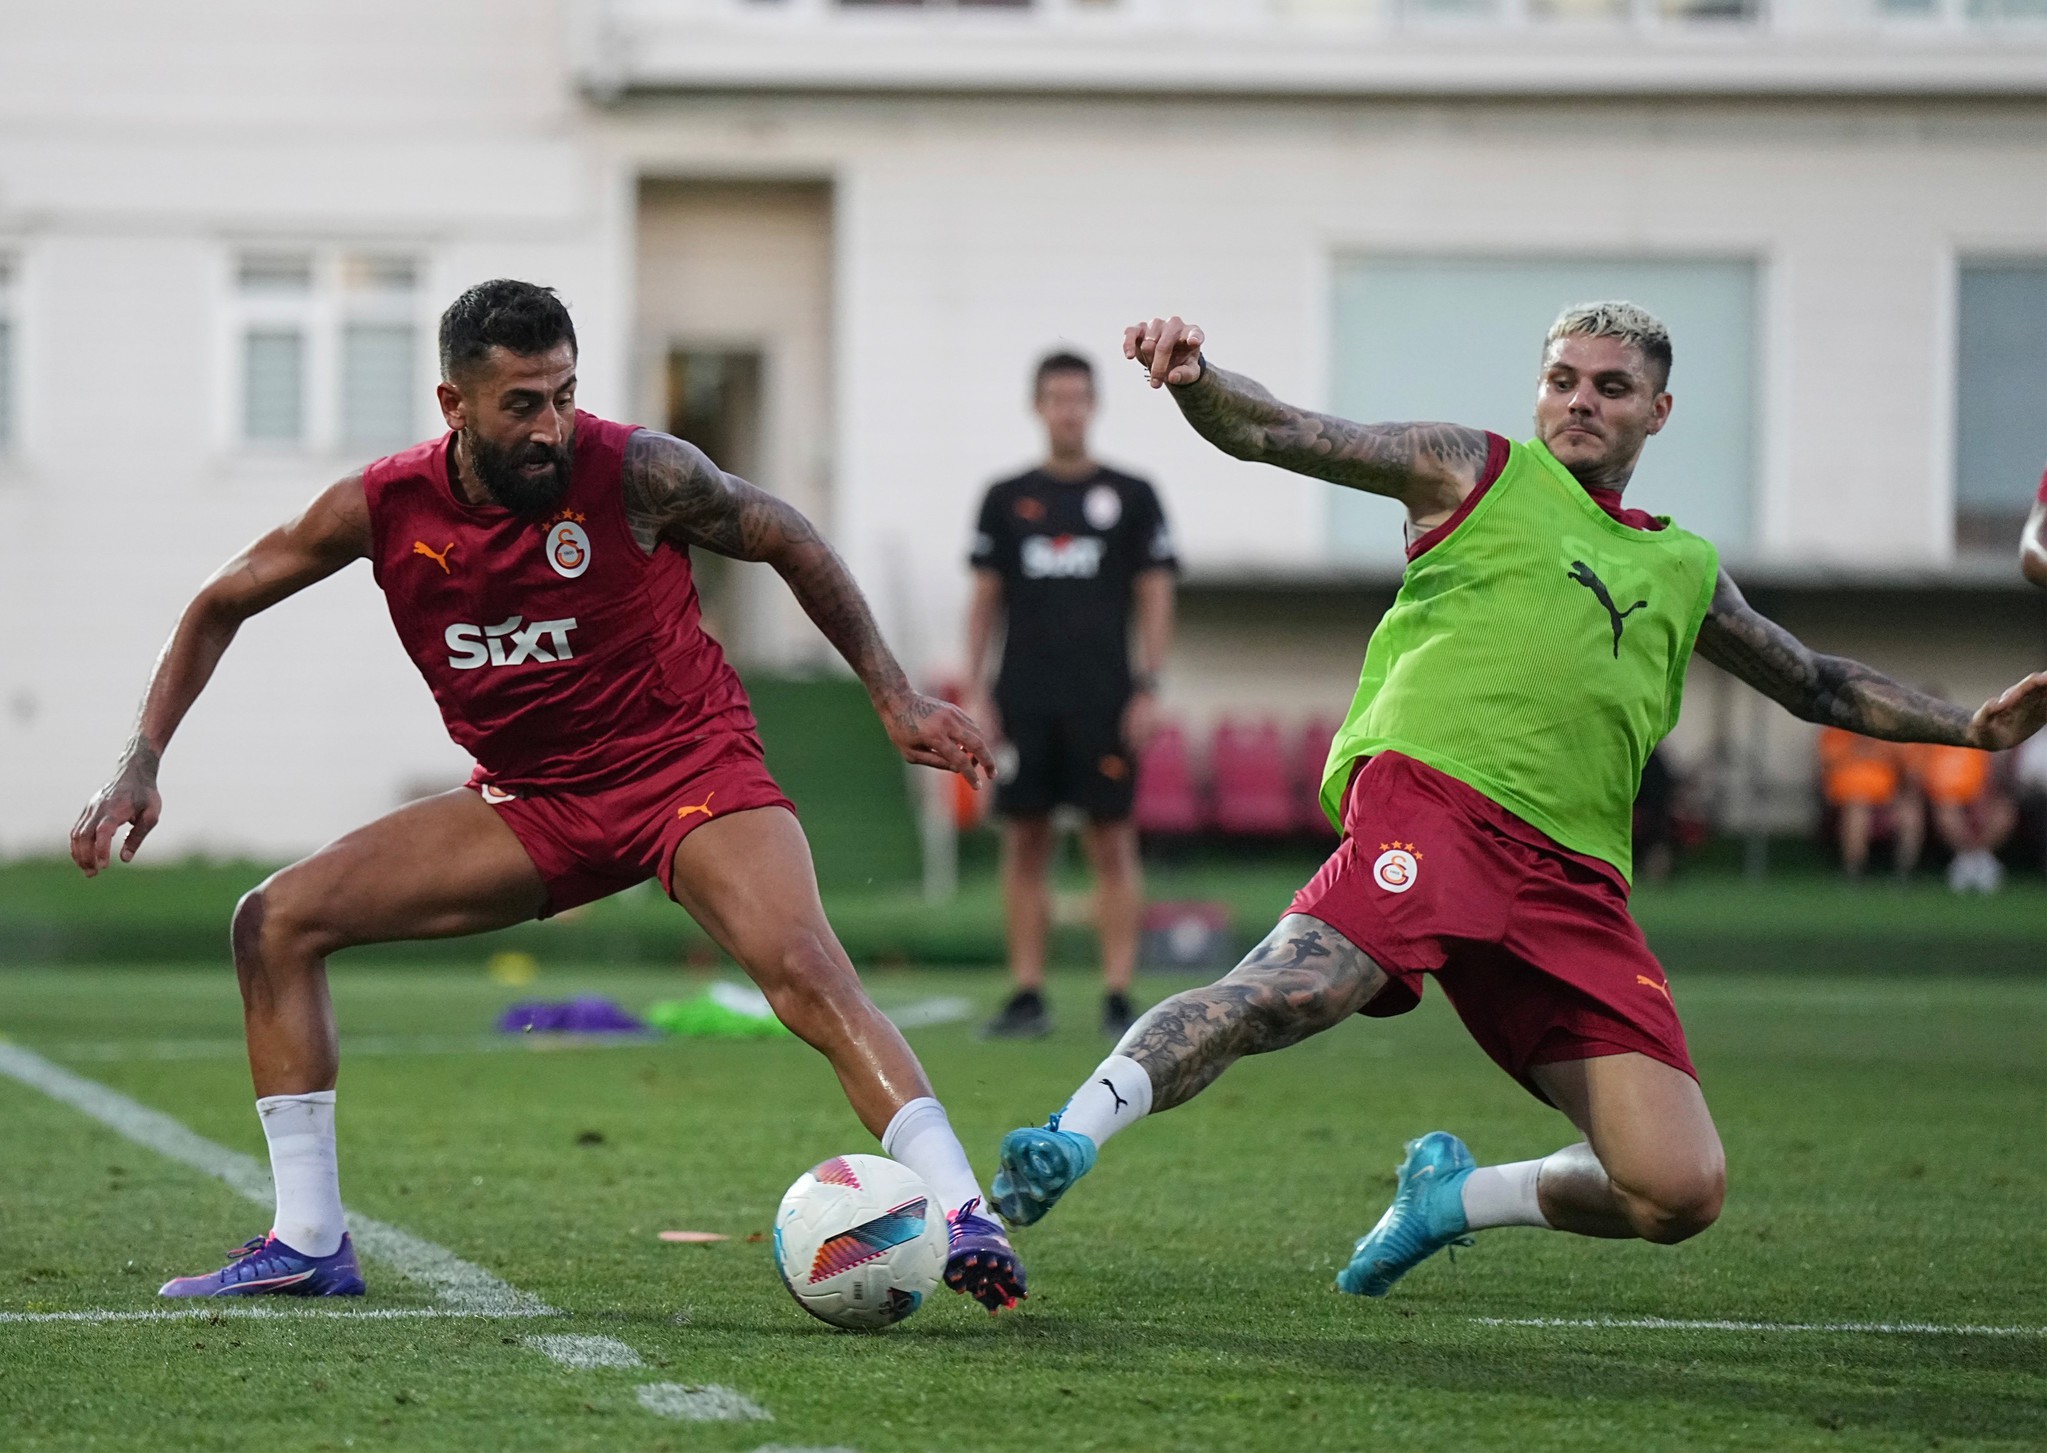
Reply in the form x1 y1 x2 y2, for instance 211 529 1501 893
772 1154 949 1330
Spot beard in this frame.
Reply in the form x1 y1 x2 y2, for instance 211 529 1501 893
466 430 574 517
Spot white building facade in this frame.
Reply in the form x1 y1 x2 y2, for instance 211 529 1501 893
3 0 2045 856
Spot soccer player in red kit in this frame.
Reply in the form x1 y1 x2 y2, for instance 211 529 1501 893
71 280 1025 1310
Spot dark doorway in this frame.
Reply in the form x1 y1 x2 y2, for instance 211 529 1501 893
664 349 765 648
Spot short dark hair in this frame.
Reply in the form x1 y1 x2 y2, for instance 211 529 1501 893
439 280 577 381
1034 350 1094 397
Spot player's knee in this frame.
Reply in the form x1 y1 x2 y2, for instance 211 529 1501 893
1626 1162 1725 1245
232 872 338 971
758 938 861 1032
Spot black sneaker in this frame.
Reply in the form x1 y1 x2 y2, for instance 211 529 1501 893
983 989 1051 1039
1101 992 1136 1038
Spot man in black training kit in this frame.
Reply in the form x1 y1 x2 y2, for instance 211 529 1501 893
966 352 1178 1038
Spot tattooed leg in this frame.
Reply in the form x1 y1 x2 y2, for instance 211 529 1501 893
1119 913 1387 1113
993 914 1388 1226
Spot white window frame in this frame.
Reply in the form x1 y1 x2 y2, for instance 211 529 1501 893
1877 0 2047 24
0 251 18 461
220 246 429 458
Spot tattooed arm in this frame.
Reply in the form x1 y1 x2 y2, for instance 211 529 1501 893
622 428 993 782
71 475 371 875
1695 568 2047 749
1123 316 1487 522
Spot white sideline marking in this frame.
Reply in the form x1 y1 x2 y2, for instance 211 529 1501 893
1474 1317 2046 1337
526 1333 645 1369
0 1306 483 1324
38 1034 650 1063
883 995 973 1031
0 1040 783 1425
636 1383 773 1422
0 1040 553 1318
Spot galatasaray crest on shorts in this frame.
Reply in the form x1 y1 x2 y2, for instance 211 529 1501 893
1372 842 1422 894
1084 484 1122 531
546 513 591 580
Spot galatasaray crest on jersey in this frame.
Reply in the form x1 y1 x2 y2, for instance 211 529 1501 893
1371 844 1421 894
547 518 592 579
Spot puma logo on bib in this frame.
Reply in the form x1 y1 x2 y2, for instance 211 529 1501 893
1566 560 1647 659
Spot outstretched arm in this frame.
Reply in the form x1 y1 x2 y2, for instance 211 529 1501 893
71 475 371 874
1123 316 1488 521
622 428 993 783
1694 568 2047 749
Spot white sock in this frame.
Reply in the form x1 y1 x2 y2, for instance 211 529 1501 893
256 1091 346 1257
1053 1053 1153 1149
881 1097 986 1220
1460 1158 1551 1232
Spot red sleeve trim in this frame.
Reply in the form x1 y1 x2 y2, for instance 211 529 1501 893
2036 463 2047 504
1406 432 1511 563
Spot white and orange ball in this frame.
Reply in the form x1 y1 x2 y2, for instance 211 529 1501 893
772 1154 948 1330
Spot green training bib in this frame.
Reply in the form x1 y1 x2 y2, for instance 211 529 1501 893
1320 439 1719 882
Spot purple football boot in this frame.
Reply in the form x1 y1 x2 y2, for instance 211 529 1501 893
943 1197 1027 1314
159 1232 366 1298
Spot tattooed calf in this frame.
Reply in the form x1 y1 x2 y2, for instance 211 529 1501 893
1117 914 1386 1112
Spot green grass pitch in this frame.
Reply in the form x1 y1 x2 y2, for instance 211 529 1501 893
1 960 2042 1452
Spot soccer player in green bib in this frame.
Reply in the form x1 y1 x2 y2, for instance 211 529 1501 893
990 303 2047 1295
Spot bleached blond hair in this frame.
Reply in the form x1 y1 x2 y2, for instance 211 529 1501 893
1545 301 1673 388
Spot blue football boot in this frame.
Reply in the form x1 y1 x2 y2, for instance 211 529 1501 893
159 1232 366 1298
1336 1132 1476 1298
990 1118 1098 1228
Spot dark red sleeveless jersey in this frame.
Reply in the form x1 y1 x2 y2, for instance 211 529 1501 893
361 412 755 791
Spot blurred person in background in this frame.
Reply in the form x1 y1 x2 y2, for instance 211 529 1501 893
2021 465 2047 588
2014 731 2047 874
1818 727 1924 879
1907 734 2017 893
1632 746 1680 883
966 351 1178 1039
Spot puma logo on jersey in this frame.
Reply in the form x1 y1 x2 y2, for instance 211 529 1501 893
412 540 455 573
445 616 578 670
1567 561 1647 659
1021 534 1105 580
675 791 715 822
1636 973 1673 1004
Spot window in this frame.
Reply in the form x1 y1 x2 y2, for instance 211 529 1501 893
0 256 15 455
230 249 423 453
1327 257 1758 567
1881 0 2047 16
1954 262 2047 551
836 1 1032 8
1401 0 1757 21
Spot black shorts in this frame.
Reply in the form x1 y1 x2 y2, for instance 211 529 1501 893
995 700 1135 821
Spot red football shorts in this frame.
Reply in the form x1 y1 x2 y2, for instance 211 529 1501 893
469 731 795 917
1290 751 1695 1103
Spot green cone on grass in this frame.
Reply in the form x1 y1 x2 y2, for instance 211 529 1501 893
645 982 793 1040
